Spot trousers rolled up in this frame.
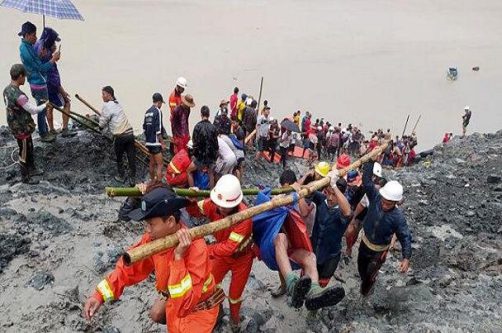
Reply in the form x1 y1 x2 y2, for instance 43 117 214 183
17 136 35 181
113 133 136 179
357 241 387 296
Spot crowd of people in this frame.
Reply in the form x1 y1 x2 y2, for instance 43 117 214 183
5 20 481 333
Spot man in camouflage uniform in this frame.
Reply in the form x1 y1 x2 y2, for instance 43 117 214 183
3 64 48 184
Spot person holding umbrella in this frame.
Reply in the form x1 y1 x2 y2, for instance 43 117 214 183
18 21 60 142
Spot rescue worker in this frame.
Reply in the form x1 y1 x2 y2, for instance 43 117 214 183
169 77 186 114
187 175 253 330
358 160 412 296
171 94 194 154
167 77 187 152
3 64 48 184
165 140 194 188
83 186 223 333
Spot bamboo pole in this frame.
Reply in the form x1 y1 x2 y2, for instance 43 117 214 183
256 77 264 113
51 104 102 135
105 186 294 198
75 94 171 166
411 115 421 134
75 94 101 115
402 115 410 138
245 129 256 145
123 142 388 265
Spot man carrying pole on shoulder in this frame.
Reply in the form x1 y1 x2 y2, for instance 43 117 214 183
186 174 254 331
83 186 223 333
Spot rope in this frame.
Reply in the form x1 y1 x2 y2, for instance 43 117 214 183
0 146 19 170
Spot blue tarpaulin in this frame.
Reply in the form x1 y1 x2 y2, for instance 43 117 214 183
253 189 310 271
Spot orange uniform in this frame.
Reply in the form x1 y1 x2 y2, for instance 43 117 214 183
92 231 218 333
165 148 191 187
191 199 254 324
169 90 182 116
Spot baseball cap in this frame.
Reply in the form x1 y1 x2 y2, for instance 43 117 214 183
18 21 36 36
152 93 165 103
128 187 188 221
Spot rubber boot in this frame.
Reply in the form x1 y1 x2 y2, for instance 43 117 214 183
305 284 345 311
286 274 311 309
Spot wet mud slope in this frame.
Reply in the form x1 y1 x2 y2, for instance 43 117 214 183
0 126 501 333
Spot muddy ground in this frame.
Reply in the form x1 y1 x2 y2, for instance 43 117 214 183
0 126 501 333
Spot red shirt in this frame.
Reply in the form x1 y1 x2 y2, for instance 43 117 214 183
169 90 182 115
229 93 238 119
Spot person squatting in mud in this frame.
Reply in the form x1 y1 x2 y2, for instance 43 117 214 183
83 184 223 333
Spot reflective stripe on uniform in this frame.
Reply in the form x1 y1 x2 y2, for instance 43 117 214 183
169 161 181 174
97 279 115 302
197 200 205 214
229 232 244 243
228 296 242 304
168 274 193 298
169 102 177 107
202 274 213 293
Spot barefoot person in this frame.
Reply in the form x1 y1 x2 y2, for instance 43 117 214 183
143 93 166 181
3 64 48 184
83 186 222 333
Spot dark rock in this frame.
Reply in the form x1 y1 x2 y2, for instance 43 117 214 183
27 271 54 290
487 175 501 184
0 234 31 272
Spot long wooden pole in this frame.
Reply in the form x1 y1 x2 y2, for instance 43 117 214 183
105 186 294 198
75 94 170 166
51 104 102 135
123 142 388 265
401 115 410 138
75 94 101 115
256 76 264 112
411 115 422 134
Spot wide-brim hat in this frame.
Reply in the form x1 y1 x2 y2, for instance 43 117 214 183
219 99 229 107
182 94 195 108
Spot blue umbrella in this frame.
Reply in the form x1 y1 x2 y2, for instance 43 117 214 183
0 0 84 27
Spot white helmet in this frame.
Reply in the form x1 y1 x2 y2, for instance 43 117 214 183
269 116 274 121
464 105 470 111
317 126 322 131
176 77 187 89
186 140 193 149
379 180 403 202
373 162 383 178
329 126 334 131
210 174 243 208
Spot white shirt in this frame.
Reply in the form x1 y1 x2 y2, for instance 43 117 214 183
99 101 132 136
